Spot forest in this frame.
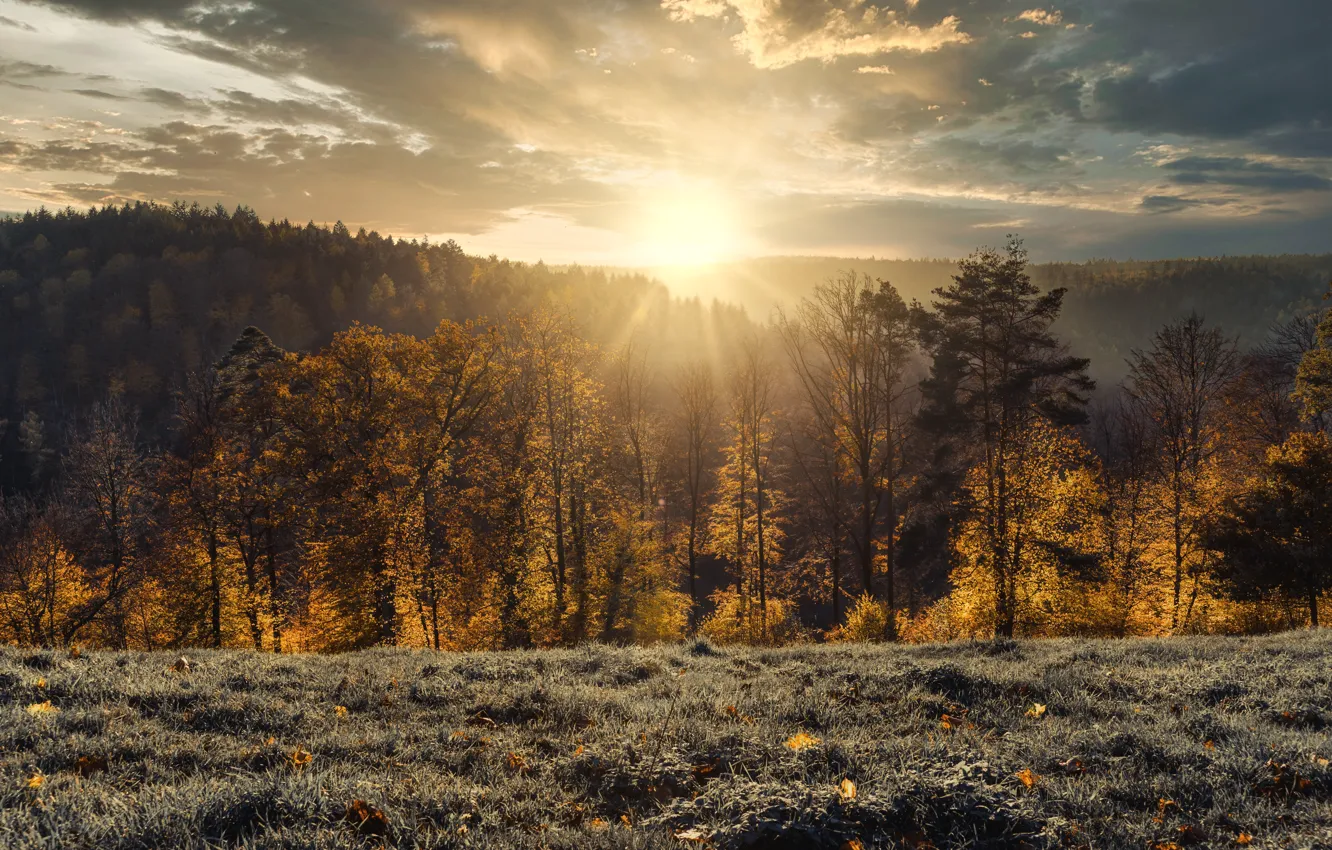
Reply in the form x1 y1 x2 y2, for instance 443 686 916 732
3 202 1332 652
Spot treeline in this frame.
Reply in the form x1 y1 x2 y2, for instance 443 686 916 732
651 253 1332 383
2 206 1332 650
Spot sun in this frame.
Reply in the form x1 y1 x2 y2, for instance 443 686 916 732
626 187 750 267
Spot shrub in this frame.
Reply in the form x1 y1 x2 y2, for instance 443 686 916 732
631 588 690 644
700 591 805 645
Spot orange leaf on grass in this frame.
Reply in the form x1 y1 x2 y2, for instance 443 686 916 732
1016 768 1040 788
344 799 390 836
784 731 821 751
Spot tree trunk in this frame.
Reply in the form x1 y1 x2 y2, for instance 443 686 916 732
208 531 222 648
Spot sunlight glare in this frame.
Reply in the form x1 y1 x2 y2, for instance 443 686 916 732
626 188 750 267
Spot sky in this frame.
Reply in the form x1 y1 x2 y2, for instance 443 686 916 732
0 0 1329 264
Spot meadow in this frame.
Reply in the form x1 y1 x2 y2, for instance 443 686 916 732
3 634 1331 849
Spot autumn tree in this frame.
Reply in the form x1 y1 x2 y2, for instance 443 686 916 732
1088 399 1162 635
708 337 787 639
672 360 719 630
781 272 915 635
1295 286 1332 421
1207 431 1332 628
214 327 292 651
1126 313 1240 631
63 399 153 649
398 320 500 650
0 497 87 648
914 238 1093 638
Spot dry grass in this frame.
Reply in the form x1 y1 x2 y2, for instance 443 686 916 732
3 633 1332 848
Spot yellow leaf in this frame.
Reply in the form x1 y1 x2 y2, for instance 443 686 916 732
784 731 821 751
1026 703 1047 719
507 751 529 772
34 678 46 689
26 773 44 789
837 778 857 802
589 818 609 831
841 840 865 850
26 701 58 715
334 705 348 719
1235 834 1253 845
574 745 585 756
1016 768 1040 788
1204 740 1215 750
289 748 313 769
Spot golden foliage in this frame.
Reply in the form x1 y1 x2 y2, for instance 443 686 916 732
783 731 820 751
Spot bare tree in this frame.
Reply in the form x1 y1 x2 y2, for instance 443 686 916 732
1126 313 1240 631
672 360 718 630
781 273 914 636
64 398 151 649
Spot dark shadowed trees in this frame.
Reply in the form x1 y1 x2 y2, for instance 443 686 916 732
913 238 1093 638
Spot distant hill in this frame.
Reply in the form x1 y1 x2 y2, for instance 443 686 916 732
643 254 1332 382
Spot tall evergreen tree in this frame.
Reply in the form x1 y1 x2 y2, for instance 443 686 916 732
913 238 1093 638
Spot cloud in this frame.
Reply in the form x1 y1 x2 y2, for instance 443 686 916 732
1139 194 1231 214
661 0 973 69
1 0 1330 261
1012 9 1062 25
1161 156 1332 193
0 15 36 30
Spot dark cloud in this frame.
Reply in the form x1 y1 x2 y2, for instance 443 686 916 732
1139 194 1232 215
70 88 130 100
1161 156 1332 193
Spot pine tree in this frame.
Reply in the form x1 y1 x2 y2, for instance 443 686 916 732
914 238 1093 638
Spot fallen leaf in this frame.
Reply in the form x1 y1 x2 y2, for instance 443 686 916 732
507 751 529 772
26 773 43 789
841 840 865 850
838 778 857 802
334 705 348 719
589 817 609 830
1235 834 1253 845
75 755 107 776
675 827 709 843
34 678 46 689
344 799 390 836
1026 703 1047 719
784 731 821 751
289 748 313 770
1176 824 1209 845
1016 768 1040 788
26 701 59 715
1204 740 1215 751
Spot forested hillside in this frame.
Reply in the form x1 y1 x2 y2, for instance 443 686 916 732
0 203 750 490
650 254 1332 381
2 203 1332 653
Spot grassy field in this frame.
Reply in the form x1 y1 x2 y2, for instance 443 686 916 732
3 635 1332 849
